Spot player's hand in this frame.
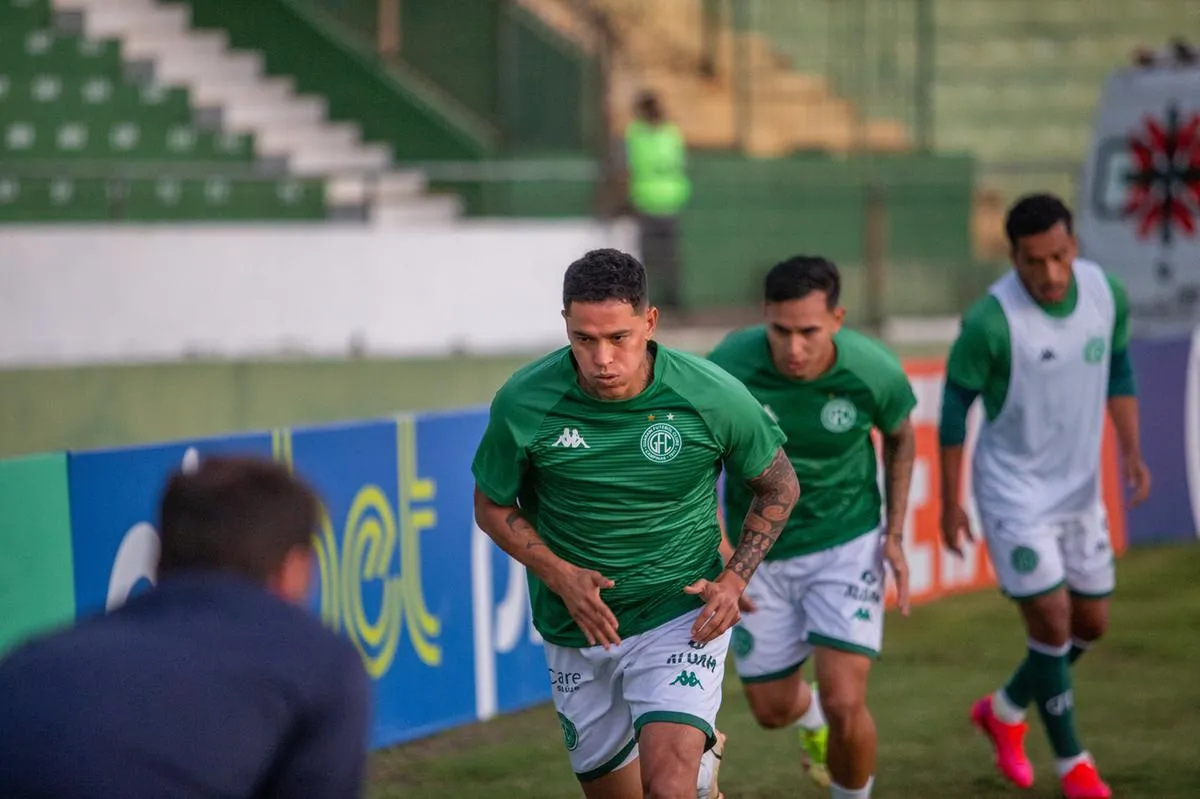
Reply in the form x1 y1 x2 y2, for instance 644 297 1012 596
941 503 975 559
1124 455 1152 507
548 565 621 649
684 573 743 644
883 533 911 616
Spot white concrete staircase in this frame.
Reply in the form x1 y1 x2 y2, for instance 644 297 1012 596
52 0 461 225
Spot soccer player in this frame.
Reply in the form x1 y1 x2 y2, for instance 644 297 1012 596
708 256 918 799
0 457 371 799
472 248 799 799
939 193 1151 799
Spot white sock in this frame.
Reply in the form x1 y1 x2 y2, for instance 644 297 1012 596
795 686 828 731
695 748 718 799
1056 751 1091 777
992 688 1026 724
830 776 875 798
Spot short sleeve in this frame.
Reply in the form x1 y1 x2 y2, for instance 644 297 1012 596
471 389 530 507
710 380 787 482
946 296 1006 392
1106 272 1131 350
873 366 918 434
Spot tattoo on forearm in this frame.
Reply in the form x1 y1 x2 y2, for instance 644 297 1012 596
884 421 916 536
729 448 799 583
505 510 547 551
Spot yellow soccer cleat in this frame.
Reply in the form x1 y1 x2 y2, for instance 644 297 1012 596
800 723 831 788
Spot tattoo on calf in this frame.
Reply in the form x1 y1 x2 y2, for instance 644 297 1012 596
729 448 799 583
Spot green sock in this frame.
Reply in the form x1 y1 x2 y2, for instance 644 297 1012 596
1026 644 1083 758
1003 638 1094 710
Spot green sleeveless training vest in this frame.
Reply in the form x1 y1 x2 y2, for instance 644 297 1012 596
625 120 691 216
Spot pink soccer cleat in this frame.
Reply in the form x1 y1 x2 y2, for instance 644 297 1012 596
1060 758 1112 799
971 695 1035 789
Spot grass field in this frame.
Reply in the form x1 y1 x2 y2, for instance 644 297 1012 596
368 543 1200 798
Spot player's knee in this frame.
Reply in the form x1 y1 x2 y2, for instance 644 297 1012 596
642 768 694 799
747 702 795 730
819 687 867 729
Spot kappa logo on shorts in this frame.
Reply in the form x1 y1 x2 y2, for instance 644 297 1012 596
851 607 872 622
557 712 580 751
731 627 754 658
640 422 683 464
669 670 704 689
1011 545 1040 574
820 398 858 433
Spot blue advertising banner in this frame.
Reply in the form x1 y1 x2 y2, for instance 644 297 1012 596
64 409 551 750
68 432 274 621
1126 330 1200 545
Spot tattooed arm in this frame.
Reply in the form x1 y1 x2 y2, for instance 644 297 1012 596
882 418 916 613
724 447 801 586
473 487 621 647
687 448 798 642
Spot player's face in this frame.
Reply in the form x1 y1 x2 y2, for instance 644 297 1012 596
764 291 845 380
1012 221 1078 304
563 299 658 400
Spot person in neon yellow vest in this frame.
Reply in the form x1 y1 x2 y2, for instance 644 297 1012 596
623 91 691 312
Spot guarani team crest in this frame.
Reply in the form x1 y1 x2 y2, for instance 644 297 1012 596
641 418 682 463
820 397 857 433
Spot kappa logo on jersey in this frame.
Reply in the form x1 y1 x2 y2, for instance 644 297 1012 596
641 422 682 464
820 397 858 433
553 428 590 449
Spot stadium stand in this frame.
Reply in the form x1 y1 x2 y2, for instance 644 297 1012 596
0 0 460 223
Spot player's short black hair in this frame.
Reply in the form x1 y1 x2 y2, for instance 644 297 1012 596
157 456 320 583
1005 193 1074 249
764 255 840 308
562 248 648 311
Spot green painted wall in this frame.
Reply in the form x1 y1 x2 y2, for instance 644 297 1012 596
0 453 75 656
0 356 534 460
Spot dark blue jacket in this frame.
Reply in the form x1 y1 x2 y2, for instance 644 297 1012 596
0 572 371 798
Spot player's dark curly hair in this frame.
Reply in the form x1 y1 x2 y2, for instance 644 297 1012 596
764 255 840 308
562 248 648 311
1005 193 1073 249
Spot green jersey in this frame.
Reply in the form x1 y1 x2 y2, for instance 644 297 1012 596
471 342 786 648
709 327 916 559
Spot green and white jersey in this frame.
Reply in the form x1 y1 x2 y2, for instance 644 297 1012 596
472 342 786 648
947 259 1123 523
709 327 917 559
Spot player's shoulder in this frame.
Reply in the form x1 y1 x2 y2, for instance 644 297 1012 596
707 325 768 372
957 290 1008 340
1076 258 1127 300
492 346 575 409
664 344 752 390
837 328 904 372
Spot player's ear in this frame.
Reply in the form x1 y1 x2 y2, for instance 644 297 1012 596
832 305 846 329
644 304 659 337
268 545 315 605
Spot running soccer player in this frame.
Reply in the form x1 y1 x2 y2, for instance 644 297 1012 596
709 255 918 799
939 193 1151 799
472 248 799 799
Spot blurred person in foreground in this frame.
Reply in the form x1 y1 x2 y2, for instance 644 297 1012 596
472 248 798 799
708 256 918 799
0 456 371 799
939 193 1150 799
618 90 691 313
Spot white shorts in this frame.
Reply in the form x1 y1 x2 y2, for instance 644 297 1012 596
731 529 885 683
544 610 730 782
983 505 1115 601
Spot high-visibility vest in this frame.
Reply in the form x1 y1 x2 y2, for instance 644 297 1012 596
625 120 691 216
